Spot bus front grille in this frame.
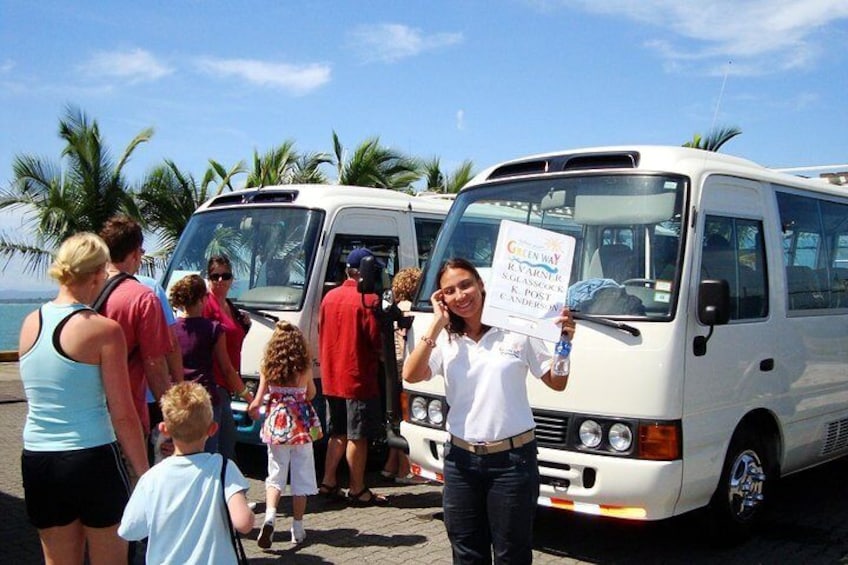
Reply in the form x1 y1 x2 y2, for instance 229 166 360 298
533 410 570 448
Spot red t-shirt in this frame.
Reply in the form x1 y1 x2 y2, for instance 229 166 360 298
101 278 172 431
318 279 382 400
203 293 246 390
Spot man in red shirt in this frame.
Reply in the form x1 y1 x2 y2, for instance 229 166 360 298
98 217 173 438
318 248 387 505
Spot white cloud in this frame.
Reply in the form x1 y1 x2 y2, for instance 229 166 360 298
79 48 173 83
348 23 463 63
0 60 14 73
194 58 331 95
555 0 848 75
456 109 466 130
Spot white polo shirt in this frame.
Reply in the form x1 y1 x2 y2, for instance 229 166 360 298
427 327 552 443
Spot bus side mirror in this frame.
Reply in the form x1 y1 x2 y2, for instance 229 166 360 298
357 255 382 294
694 279 730 357
698 279 730 326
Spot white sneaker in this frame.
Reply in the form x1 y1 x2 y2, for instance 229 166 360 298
291 522 306 544
258 521 274 549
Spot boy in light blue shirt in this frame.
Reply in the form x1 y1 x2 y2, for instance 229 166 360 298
119 382 254 564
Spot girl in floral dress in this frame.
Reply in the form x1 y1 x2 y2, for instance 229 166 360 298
248 321 321 548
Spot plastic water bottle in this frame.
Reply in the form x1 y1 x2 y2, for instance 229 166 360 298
552 336 571 377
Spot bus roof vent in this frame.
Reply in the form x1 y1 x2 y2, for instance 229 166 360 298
208 193 249 207
486 160 549 180
561 151 640 171
248 190 299 204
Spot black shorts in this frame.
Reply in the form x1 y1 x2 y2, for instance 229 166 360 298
325 396 381 440
21 442 131 529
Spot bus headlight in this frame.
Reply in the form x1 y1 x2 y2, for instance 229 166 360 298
608 423 633 452
410 397 428 421
428 399 444 426
406 393 448 429
579 419 603 448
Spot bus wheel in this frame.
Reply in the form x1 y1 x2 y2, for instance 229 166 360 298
708 428 773 544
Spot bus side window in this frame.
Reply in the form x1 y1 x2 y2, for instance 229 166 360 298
701 216 768 320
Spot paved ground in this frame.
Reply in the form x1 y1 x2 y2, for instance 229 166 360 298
5 361 848 563
0 362 571 564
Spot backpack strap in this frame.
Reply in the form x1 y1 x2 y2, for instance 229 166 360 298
92 272 136 313
220 456 248 564
226 298 251 334
91 272 140 361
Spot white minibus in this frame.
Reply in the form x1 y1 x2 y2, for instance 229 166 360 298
400 146 848 539
162 185 451 445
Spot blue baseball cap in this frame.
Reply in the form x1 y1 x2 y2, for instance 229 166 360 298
346 247 384 269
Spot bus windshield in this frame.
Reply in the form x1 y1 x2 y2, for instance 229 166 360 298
418 173 687 319
163 206 324 311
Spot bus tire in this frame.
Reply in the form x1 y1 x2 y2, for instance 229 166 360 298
707 427 774 544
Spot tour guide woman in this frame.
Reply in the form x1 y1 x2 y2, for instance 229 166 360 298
19 233 149 564
403 258 576 564
203 254 254 460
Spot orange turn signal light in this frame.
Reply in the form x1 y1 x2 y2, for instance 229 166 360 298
638 422 681 460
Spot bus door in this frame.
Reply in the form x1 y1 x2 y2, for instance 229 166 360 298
680 175 781 506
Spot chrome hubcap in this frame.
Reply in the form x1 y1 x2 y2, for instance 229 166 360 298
727 449 766 520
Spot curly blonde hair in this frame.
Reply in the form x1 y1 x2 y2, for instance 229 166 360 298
160 382 213 443
169 274 207 310
261 321 310 386
48 232 110 285
392 267 422 302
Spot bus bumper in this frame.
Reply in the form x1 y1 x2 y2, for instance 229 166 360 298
401 421 683 521
231 399 264 446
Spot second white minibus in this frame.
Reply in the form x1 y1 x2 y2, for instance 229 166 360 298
162 185 451 445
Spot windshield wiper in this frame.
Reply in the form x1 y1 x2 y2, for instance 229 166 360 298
231 301 280 322
572 312 640 337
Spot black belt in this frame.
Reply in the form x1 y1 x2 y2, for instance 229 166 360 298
450 429 535 455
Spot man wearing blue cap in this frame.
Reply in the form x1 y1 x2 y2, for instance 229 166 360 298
317 248 388 505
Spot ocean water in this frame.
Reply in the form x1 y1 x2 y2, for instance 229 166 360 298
0 303 42 351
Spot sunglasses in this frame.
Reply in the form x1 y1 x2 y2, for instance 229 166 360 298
209 272 233 281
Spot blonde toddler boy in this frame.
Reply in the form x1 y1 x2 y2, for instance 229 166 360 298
119 382 253 564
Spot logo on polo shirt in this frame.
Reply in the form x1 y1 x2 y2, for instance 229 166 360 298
498 344 522 359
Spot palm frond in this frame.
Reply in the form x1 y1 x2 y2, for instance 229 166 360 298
682 126 742 152
0 233 54 276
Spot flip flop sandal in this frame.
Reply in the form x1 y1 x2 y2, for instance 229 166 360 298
347 488 389 507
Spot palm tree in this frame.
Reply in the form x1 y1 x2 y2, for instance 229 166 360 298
245 141 298 188
207 158 246 195
332 131 421 190
245 141 332 187
0 106 152 274
683 126 742 152
422 158 474 194
137 157 248 269
422 157 446 191
290 152 332 184
137 160 208 268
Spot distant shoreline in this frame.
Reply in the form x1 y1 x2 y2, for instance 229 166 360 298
0 287 57 302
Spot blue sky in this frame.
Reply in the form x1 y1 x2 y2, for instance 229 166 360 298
1 0 847 290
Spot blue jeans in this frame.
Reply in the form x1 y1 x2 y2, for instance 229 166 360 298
442 439 539 565
210 387 237 460
204 388 224 454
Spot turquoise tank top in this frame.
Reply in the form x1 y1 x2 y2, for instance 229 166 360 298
21 303 116 451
